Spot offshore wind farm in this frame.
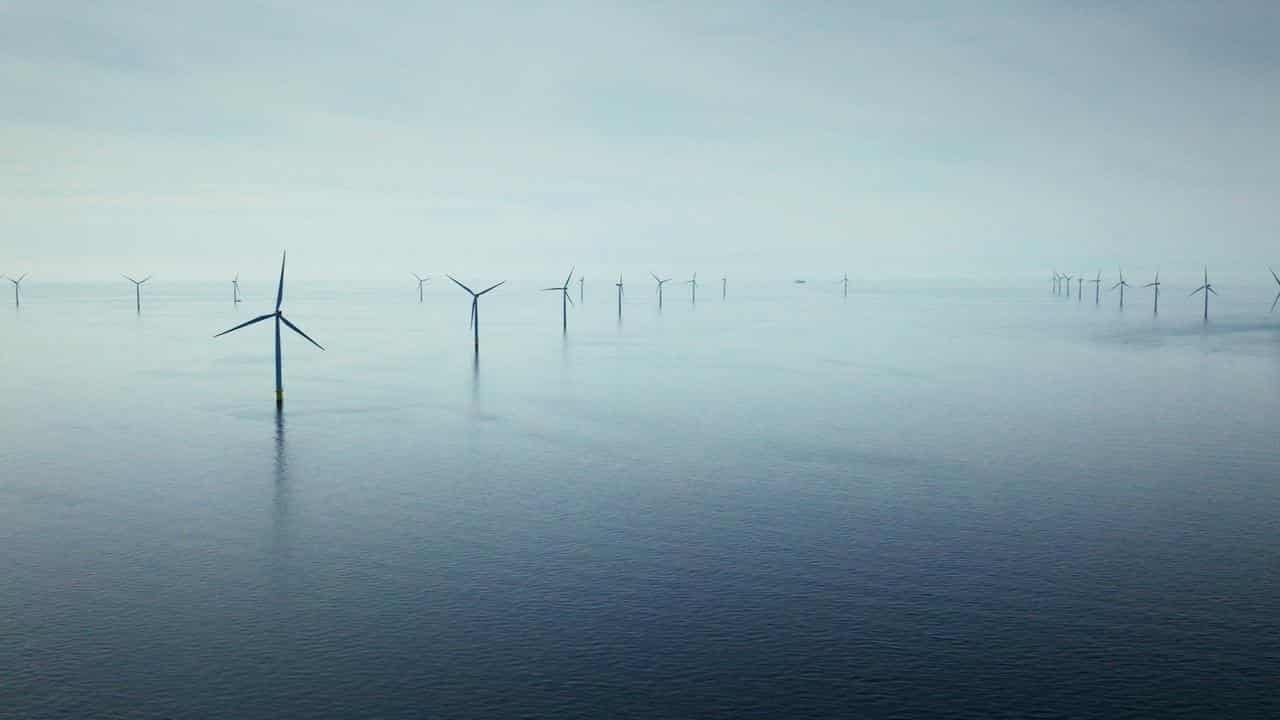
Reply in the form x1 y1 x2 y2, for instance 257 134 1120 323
5 2 1280 719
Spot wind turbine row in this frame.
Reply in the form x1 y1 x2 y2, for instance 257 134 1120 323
1054 267 1229 319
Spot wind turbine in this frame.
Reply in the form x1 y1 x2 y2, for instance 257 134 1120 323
1190 267 1217 322
1052 271 1059 295
122 274 152 312
214 252 325 408
7 274 26 307
1144 272 1162 314
542 266 575 332
1077 276 1084 301
578 275 585 304
722 275 727 300
1090 270 1102 305
685 272 699 304
448 274 504 352
651 272 671 308
840 273 849 299
233 273 242 303
1270 268 1280 313
1060 273 1073 299
1111 269 1132 309
616 273 624 317
412 273 430 303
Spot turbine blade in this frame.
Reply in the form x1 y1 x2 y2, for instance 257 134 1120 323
1208 287 1218 295
542 287 562 292
565 266 575 287
565 291 574 307
214 313 275 338
469 300 475 330
1272 267 1280 286
1190 286 1205 296
477 281 505 295
141 276 152 284
275 251 286 311
447 274 476 295
280 315 325 351
1272 293 1280 313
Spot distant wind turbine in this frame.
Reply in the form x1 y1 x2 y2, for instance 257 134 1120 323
448 274 504 352
412 273 430 303
122 274 152 313
233 273 242 304
1190 267 1217 322
651 272 671 308
1052 271 1059 295
1111 269 1132 309
7 274 26 307
616 273 625 317
579 275 584 304
1077 276 1084 301
685 272 699 303
542 267 575 332
1089 270 1102 305
214 252 324 407
1270 268 1280 312
1060 274 1073 299
1144 272 1161 314
722 275 727 300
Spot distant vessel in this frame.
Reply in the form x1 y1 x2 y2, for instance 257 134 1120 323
793 279 807 284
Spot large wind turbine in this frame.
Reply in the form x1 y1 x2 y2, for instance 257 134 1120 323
1270 268 1280 313
1089 270 1102 305
214 252 325 407
651 272 671 308
686 272 699 303
412 273 430 303
542 267 575 332
1111 269 1132 309
616 273 624 317
1190 267 1217 322
448 275 504 352
233 274 242 304
7 274 26 307
1144 272 1161 314
122 274 152 313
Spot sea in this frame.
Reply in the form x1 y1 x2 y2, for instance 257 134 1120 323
2 275 1278 718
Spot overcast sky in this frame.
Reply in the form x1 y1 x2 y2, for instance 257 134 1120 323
2 1 1278 281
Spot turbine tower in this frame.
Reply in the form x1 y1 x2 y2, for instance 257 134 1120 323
722 275 727 300
233 273 242 304
7 274 26 307
214 252 325 407
1077 276 1084 301
579 275 584 304
412 273 431 303
542 267 575 332
1089 270 1102 305
841 273 849 299
616 273 624 318
122 274 152 313
448 275 504 353
651 272 671 309
1190 267 1217 322
1111 269 1132 309
1060 274 1073 299
1144 272 1161 314
686 272 699 304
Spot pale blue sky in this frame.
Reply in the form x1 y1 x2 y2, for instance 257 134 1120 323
2 1 1278 281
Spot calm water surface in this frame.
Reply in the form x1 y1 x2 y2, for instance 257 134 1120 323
2 279 1279 718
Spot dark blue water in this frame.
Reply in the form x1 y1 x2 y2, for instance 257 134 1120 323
2 280 1278 718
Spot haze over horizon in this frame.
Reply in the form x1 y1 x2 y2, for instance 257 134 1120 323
3 2 1278 281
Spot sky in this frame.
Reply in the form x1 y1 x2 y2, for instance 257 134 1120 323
2 1 1278 282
